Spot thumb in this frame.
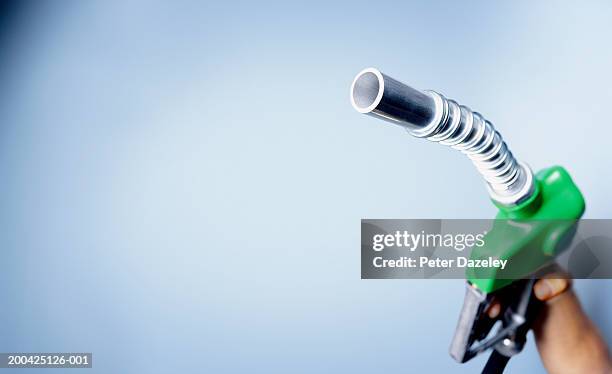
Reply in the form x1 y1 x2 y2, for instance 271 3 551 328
534 277 570 301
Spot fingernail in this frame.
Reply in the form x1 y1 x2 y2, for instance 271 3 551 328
534 281 552 300
546 278 568 298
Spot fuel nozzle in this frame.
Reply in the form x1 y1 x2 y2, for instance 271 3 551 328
350 67 534 206
350 67 587 372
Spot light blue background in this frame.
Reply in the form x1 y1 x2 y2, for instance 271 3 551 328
0 1 610 372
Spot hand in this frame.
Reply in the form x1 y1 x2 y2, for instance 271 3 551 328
485 274 611 374
533 279 611 374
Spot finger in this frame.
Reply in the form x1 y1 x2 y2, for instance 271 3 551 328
486 300 501 319
534 277 570 301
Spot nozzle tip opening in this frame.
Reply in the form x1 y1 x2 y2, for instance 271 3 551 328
350 68 384 113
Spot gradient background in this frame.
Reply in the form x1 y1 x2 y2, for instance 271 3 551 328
0 1 610 373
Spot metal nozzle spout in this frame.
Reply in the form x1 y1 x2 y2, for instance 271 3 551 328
350 67 436 130
350 67 535 206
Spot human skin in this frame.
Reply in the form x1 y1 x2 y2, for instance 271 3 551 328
532 278 612 374
487 277 612 373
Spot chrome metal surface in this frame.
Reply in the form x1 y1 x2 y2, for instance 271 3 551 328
350 68 436 130
449 283 489 363
350 67 534 206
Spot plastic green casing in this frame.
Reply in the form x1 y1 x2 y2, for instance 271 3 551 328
467 166 585 293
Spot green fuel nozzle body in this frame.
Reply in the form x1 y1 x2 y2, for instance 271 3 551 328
469 166 585 293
